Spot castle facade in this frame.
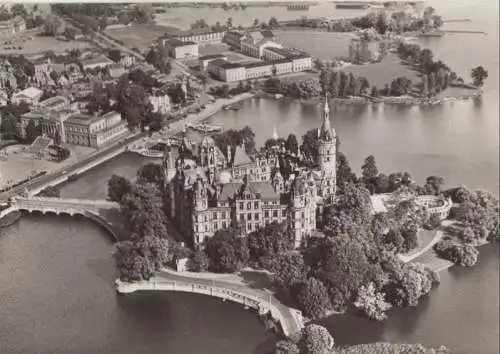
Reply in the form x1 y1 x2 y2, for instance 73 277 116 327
163 99 337 249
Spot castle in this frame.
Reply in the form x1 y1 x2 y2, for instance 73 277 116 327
162 98 337 249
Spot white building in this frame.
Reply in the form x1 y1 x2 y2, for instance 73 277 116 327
12 87 44 106
149 92 171 114
164 39 199 59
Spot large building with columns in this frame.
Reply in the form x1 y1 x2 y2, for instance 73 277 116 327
163 98 337 249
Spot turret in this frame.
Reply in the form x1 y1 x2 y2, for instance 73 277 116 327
318 95 336 176
194 178 208 211
272 158 284 194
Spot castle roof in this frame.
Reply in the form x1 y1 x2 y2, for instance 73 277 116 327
232 145 253 166
249 181 279 200
219 182 243 201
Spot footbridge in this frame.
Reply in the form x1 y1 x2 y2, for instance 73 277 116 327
0 196 124 241
116 271 304 338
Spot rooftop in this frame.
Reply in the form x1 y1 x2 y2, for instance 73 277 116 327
174 28 226 37
39 95 67 109
166 38 197 47
81 55 113 66
14 87 43 100
233 145 253 166
248 181 279 200
243 61 272 69
265 46 311 60
209 58 243 70
66 113 101 126
199 53 227 61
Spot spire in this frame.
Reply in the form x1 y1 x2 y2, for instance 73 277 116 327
272 125 278 140
319 94 333 141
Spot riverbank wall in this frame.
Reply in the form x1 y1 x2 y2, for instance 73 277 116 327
27 146 128 197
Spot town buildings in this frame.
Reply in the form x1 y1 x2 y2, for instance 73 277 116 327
199 54 227 72
0 16 26 37
222 31 245 50
81 55 114 71
164 38 199 59
11 86 43 106
163 98 337 248
170 29 225 45
149 89 171 114
241 30 277 58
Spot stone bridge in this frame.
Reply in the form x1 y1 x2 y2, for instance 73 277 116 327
116 271 305 338
1 196 125 241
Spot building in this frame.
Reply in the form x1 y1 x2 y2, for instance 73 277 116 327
0 90 7 106
199 54 227 72
169 29 226 45
0 16 26 37
149 90 171 114
207 59 245 82
163 98 337 248
0 59 17 90
243 61 273 80
120 54 136 68
241 30 276 58
262 47 313 72
223 31 245 50
38 95 69 111
108 63 126 78
11 87 44 106
81 55 114 71
164 39 199 59
28 56 52 76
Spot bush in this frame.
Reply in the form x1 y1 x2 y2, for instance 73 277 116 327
354 282 391 321
299 324 334 354
187 250 209 272
297 277 332 319
426 214 442 230
434 240 478 267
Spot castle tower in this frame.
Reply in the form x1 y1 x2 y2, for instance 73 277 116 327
162 143 176 187
193 178 208 212
272 158 284 194
317 95 337 199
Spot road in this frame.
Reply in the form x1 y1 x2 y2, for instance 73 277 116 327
0 132 145 202
155 269 304 336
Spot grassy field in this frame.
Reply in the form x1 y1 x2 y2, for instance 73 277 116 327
1 31 95 55
105 24 170 49
341 53 422 88
274 30 353 60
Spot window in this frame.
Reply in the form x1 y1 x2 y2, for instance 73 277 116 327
282 209 287 217
264 210 269 218
247 202 251 210
240 214 244 222
248 223 252 231
255 223 259 230
255 213 259 220
254 201 259 209
222 212 226 219
222 221 227 229
273 210 278 218
239 202 244 209
247 213 252 221
213 212 217 219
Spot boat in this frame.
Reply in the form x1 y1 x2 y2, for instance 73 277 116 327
223 102 243 111
287 3 310 11
335 2 371 9
418 31 445 38
185 122 224 133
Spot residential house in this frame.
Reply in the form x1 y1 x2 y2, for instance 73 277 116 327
149 90 171 114
108 63 125 78
0 16 26 37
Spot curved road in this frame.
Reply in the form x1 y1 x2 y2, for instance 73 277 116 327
154 269 304 337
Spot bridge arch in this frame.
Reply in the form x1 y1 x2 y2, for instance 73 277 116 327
3 198 120 242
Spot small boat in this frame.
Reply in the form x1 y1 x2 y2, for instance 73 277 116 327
223 102 243 111
418 31 445 38
335 2 371 9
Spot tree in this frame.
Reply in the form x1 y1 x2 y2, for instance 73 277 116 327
108 175 132 202
120 183 167 238
226 17 233 29
422 175 445 195
275 340 300 354
41 16 62 36
361 155 379 180
390 76 413 96
253 18 259 28
300 324 334 354
114 235 170 282
11 4 27 18
187 250 210 272
205 228 249 273
471 66 488 87
354 282 391 321
269 16 279 28
136 163 164 187
385 262 439 307
247 222 293 267
0 114 18 139
38 186 60 198
285 134 299 155
301 128 320 164
336 152 357 188
273 253 307 289
297 277 332 319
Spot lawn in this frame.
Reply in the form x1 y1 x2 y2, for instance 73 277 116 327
105 24 170 49
1 32 95 55
274 30 353 60
341 53 422 88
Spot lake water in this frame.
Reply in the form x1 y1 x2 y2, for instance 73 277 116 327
1 0 499 353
